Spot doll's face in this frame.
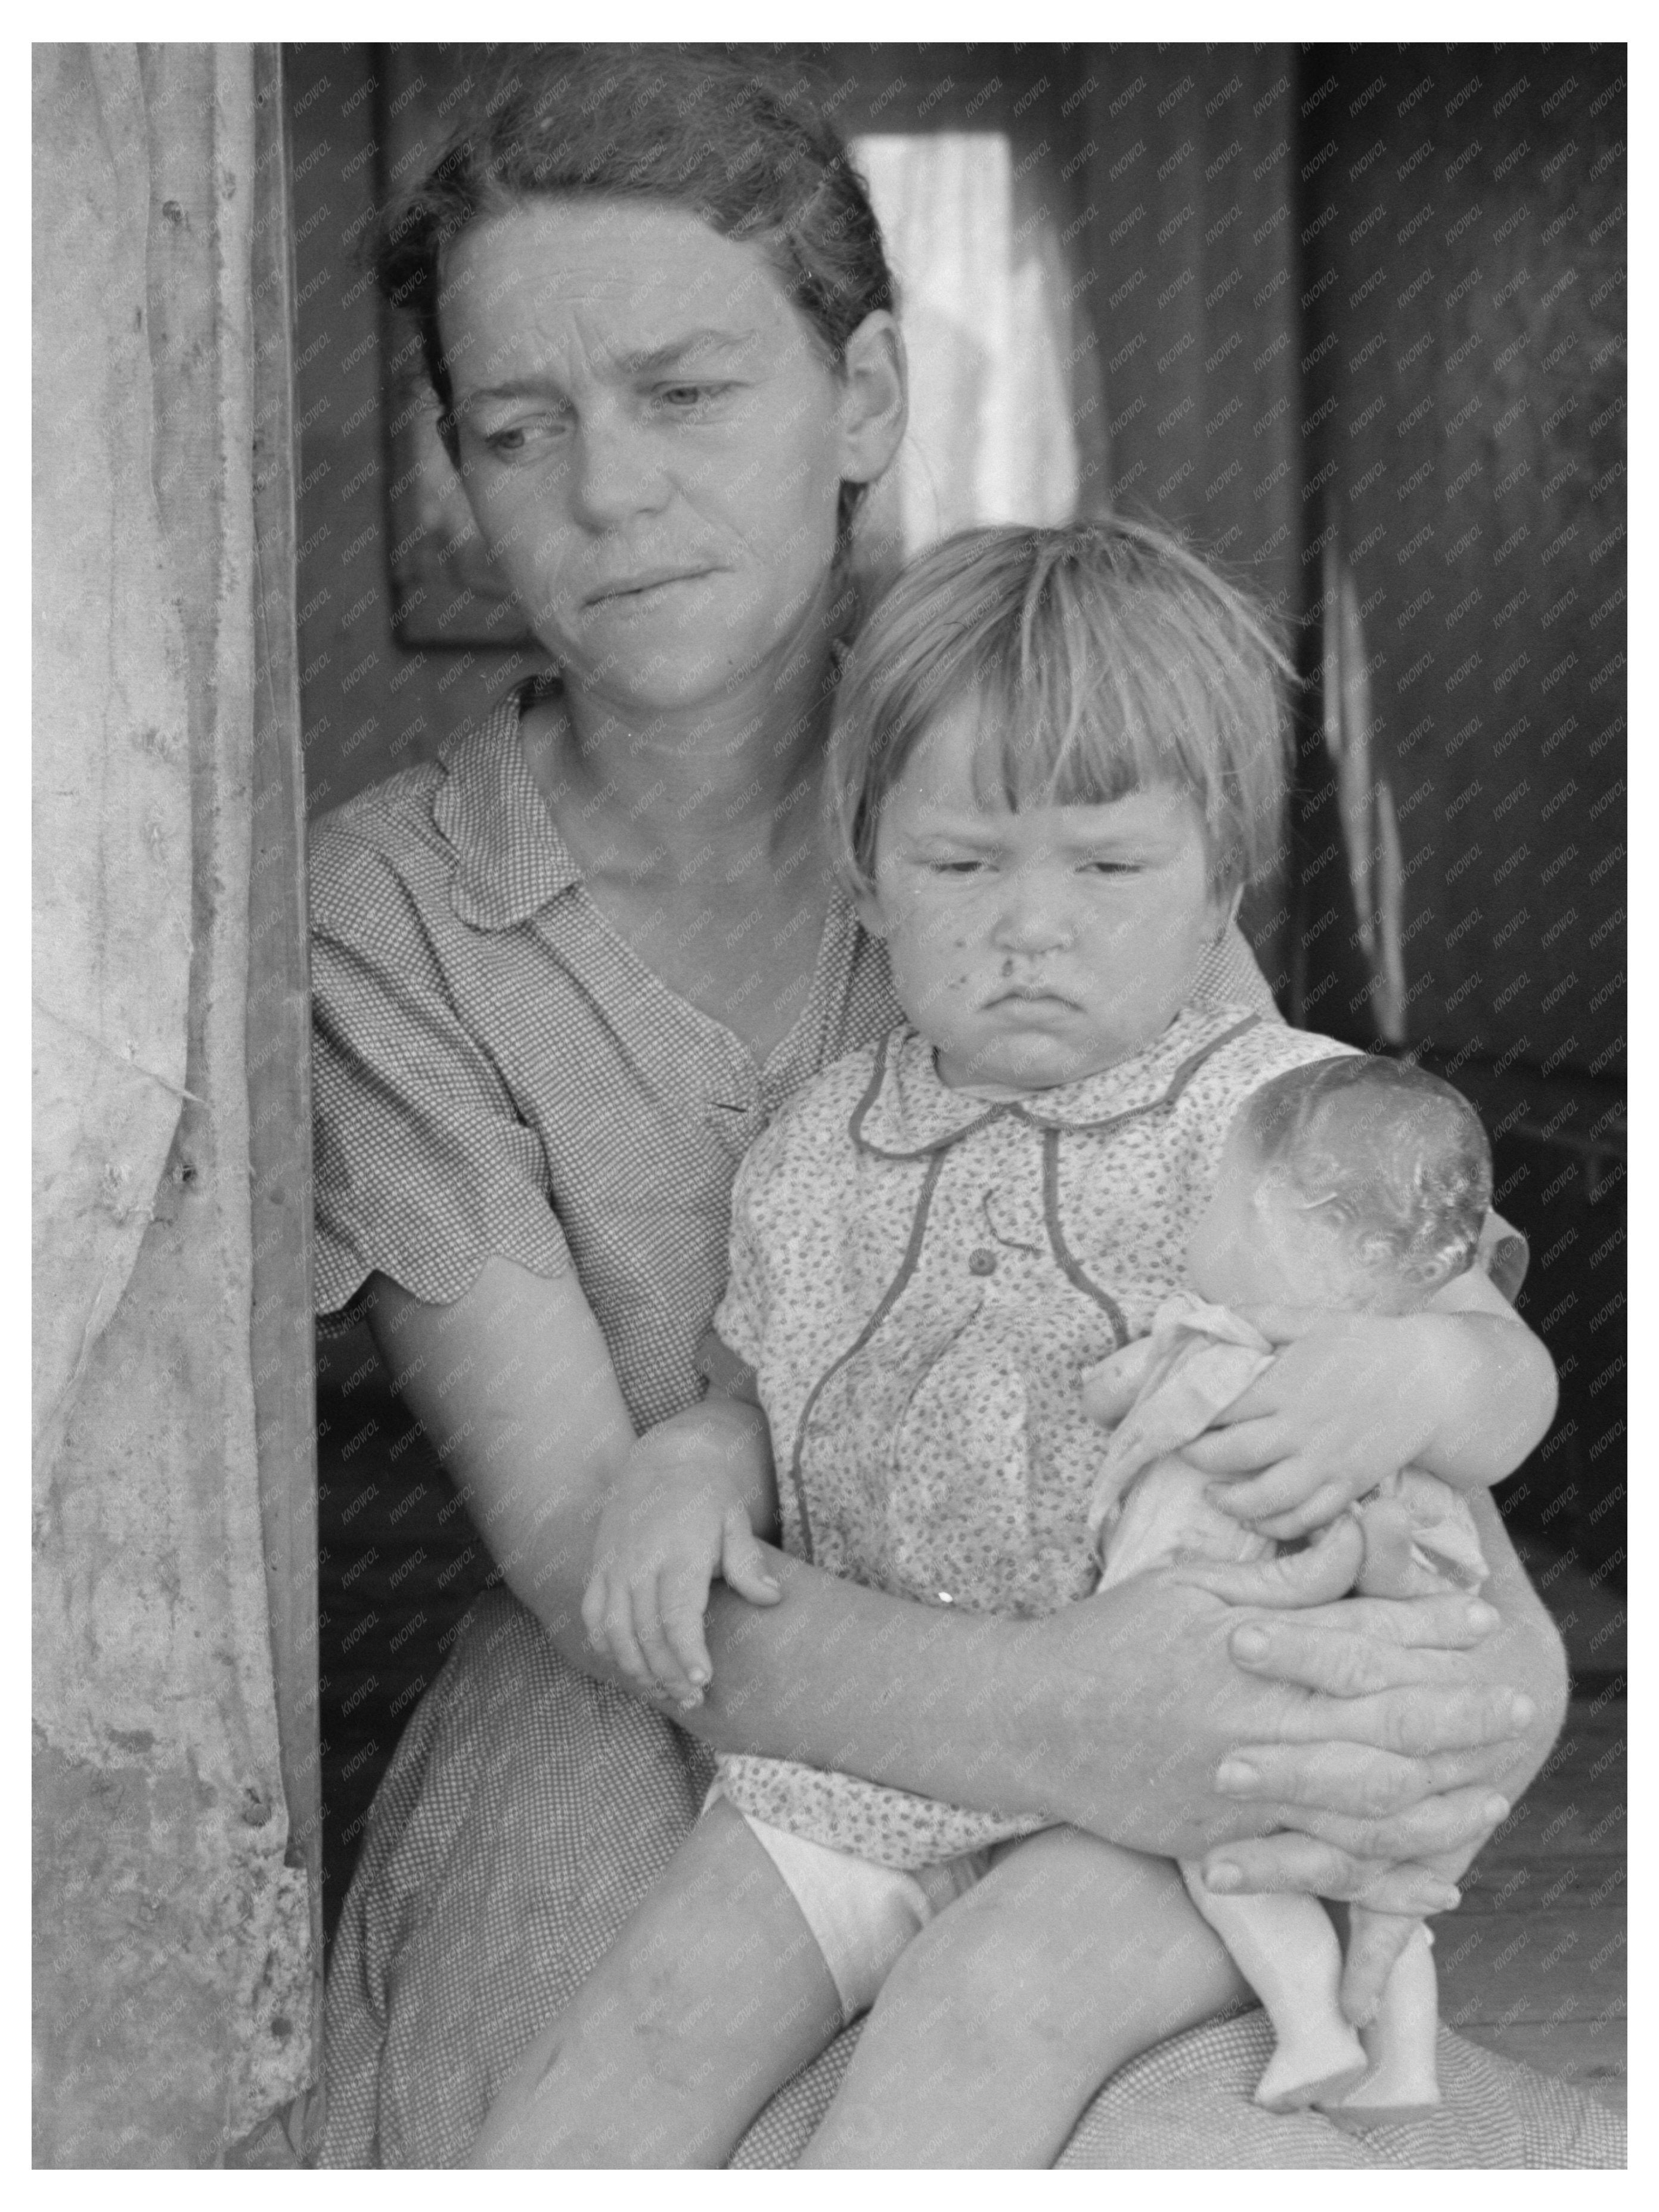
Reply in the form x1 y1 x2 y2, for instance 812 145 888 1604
1186 1120 1422 1316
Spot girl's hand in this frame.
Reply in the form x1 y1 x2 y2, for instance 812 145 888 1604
583 1470 780 1708
1180 1309 1449 1538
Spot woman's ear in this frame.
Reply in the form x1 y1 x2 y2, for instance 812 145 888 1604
836 312 908 486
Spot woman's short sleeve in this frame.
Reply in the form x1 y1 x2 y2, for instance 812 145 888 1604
310 825 572 1318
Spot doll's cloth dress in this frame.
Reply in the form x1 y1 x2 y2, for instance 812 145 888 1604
1087 1293 1489 1596
304 699 1623 2168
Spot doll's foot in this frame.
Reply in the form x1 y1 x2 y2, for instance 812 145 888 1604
1319 2056 1441 2130
1253 2031 1369 2114
1321 2089 1442 2131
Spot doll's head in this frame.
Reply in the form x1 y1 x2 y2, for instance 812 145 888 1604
825 521 1294 1090
1186 1055 1493 1315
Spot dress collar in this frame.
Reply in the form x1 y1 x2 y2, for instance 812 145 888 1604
849 1005 1266 1161
435 681 585 931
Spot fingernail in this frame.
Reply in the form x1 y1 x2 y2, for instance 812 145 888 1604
1466 1601 1500 1632
1509 1693 1536 1730
1206 1861 1243 1892
1432 1886 1461 1912
1216 1759 1258 1793
689 1666 710 1686
1484 1793 1511 1825
1232 1625 1270 1662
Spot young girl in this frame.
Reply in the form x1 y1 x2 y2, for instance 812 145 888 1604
476 522 1556 2168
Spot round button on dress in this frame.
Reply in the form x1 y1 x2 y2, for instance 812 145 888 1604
968 1247 998 1276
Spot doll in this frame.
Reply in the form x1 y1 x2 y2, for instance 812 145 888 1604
1086 1052 1495 2119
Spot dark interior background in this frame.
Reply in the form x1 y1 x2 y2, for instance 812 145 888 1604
283 44 1626 1940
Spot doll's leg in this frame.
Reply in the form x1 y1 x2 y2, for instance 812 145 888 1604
470 1794 842 2167
800 1827 1248 2168
1323 1917 1441 2124
1179 1863 1369 2111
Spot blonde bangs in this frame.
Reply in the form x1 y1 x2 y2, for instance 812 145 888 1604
827 520 1295 897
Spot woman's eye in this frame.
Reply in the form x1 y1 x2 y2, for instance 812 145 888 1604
652 383 731 414
478 418 563 457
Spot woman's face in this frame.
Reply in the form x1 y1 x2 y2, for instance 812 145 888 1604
439 197 901 714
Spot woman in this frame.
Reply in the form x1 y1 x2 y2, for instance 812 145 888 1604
311 51 1582 2168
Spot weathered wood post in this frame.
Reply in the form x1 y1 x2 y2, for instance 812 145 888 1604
33 43 320 2165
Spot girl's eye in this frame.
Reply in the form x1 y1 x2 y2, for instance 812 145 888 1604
932 859 991 876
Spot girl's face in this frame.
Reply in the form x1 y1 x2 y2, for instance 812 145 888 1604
439 197 903 714
857 698 1232 1093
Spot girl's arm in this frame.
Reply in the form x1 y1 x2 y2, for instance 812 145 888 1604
1183 1265 1558 1538
368 1256 1563 1903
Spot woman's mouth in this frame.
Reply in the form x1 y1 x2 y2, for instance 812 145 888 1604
584 569 711 609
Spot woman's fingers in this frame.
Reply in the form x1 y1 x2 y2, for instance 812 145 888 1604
1217 1734 1510 1838
719 1507 782 1607
1201 1835 1462 1919
1227 1602 1509 1698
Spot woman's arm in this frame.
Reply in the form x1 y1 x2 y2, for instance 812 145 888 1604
368 1255 1561 1897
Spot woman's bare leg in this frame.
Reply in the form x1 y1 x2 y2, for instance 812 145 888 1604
470 1795 842 2167
800 1827 1248 2168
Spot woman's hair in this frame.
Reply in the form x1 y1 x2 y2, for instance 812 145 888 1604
824 519 1294 900
373 47 895 552
1238 1056 1493 1290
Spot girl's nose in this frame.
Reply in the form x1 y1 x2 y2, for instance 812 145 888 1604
569 409 671 529
993 873 1076 954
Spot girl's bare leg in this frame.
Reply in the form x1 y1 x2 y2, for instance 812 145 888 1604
800 1827 1248 2168
470 1796 842 2167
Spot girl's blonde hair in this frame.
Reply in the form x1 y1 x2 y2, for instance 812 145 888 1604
826 519 1294 899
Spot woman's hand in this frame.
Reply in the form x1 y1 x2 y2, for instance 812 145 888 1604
1179 1488 1568 2019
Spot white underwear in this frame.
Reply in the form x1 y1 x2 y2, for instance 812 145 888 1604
706 1783 993 2024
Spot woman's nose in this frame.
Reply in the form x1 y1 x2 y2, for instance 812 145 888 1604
569 410 671 528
